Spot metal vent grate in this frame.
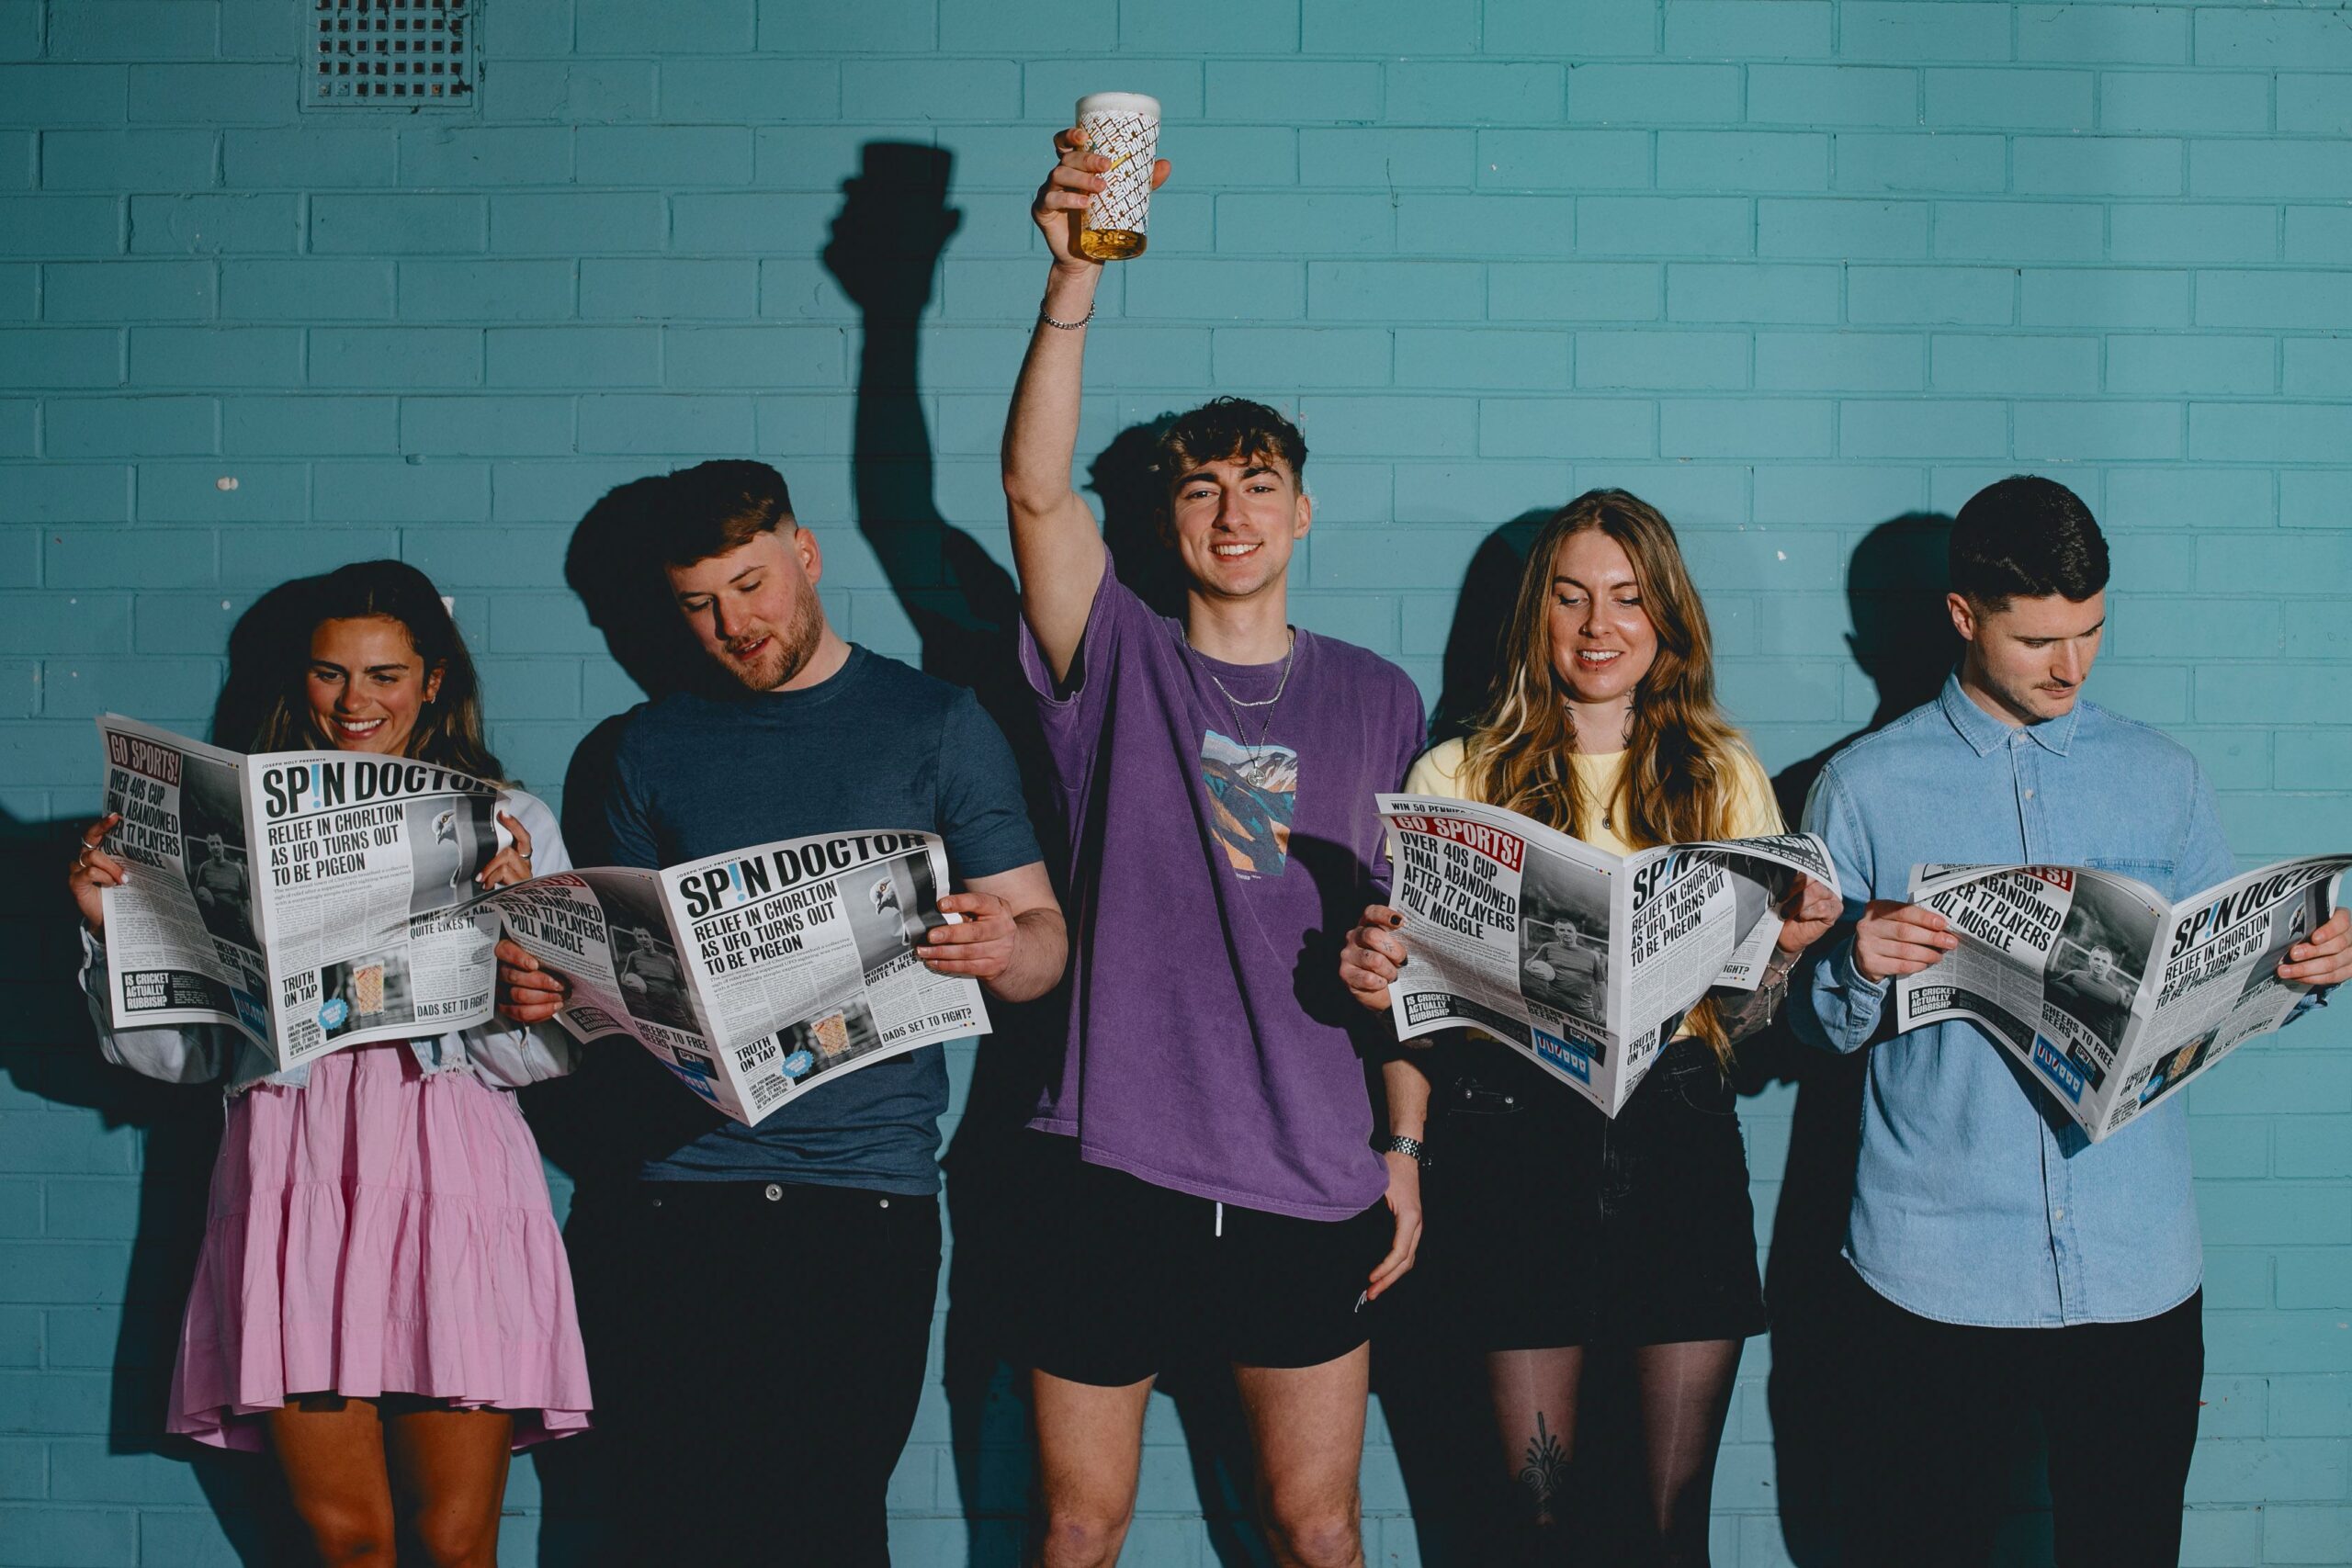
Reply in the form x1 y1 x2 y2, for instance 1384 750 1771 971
311 0 475 107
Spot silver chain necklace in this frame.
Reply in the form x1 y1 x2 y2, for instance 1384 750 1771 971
1199 629 1297 757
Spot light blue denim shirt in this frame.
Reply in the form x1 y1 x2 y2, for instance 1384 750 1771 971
1795 674 2256 1327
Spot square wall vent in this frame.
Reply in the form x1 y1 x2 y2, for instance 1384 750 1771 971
311 0 475 107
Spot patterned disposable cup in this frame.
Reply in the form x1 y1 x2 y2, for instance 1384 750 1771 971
1075 92 1160 261
812 1012 851 1059
353 962 385 1016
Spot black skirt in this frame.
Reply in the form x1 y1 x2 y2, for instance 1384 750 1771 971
1415 1035 1768 1350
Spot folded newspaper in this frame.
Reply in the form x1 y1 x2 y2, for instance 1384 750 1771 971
91 716 988 1125
1376 793 1838 1115
1895 854 2349 1141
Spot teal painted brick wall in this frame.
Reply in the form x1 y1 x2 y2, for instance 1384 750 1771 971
2 2 2348 1563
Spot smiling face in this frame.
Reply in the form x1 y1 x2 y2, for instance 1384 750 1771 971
1950 588 2106 727
666 526 831 692
1546 528 1659 708
306 615 443 755
1166 453 1311 605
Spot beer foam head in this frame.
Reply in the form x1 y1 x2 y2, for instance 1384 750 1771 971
1075 92 1159 120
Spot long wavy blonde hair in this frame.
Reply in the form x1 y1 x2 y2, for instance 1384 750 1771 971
1459 490 1758 1059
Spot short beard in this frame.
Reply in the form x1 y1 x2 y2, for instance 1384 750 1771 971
726 592 827 693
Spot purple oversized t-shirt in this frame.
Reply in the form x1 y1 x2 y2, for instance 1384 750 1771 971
1020 570 1428 1221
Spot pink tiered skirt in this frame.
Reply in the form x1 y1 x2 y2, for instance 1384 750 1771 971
168 1043 593 1450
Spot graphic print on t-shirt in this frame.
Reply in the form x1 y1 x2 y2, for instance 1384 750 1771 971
1200 729 1298 878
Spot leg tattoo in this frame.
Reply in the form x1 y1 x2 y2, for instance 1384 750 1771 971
1517 1411 1570 1522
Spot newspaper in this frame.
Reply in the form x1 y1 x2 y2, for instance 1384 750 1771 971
92 717 988 1125
1895 854 2349 1141
96 714 514 1068
493 830 988 1125
1377 793 1838 1116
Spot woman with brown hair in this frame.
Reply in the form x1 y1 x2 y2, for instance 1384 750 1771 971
1340 491 1838 1566
67 560 591 1567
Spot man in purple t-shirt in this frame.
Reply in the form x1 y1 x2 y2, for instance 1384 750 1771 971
1003 129 1431 1568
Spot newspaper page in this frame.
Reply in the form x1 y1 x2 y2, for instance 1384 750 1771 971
1895 853 2348 1141
488 829 989 1127
96 716 513 1069
652 829 988 1125
93 716 275 1048
485 866 721 1100
245 745 514 1069
1377 794 1837 1116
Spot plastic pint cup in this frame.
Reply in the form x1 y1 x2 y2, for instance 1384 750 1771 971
1075 92 1160 261
353 962 386 1017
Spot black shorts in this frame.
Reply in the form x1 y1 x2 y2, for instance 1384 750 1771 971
1015 1134 1394 1386
1418 1037 1767 1350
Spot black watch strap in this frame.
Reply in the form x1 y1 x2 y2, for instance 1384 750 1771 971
1377 1134 1430 1168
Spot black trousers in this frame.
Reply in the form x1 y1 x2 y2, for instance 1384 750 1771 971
1849 1280 2204 1568
596 1179 943 1566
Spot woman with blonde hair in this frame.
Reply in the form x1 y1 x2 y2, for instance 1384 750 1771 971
1341 491 1838 1566
67 560 591 1568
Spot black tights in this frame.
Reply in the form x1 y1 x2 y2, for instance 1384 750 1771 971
1487 1339 1744 1567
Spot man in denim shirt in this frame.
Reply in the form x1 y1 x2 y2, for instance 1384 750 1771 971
1794 477 2350 1567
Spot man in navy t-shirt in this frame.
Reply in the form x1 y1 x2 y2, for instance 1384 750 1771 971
503 459 1066 1565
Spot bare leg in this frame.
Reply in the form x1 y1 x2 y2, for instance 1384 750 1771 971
1029 1370 1154 1568
383 1404 514 1568
266 1393 397 1566
1486 1347 1585 1564
1233 1344 1371 1568
1630 1338 1743 1567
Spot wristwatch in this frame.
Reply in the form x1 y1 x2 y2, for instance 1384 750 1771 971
1376 1134 1430 1168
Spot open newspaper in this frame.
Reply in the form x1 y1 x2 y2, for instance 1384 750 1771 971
1895 854 2348 1142
1376 793 1838 1115
92 716 987 1125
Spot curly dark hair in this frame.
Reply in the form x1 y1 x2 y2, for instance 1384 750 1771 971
1151 397 1307 496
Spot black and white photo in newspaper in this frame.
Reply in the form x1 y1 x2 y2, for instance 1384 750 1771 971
486 867 728 1105
587 871 702 1034
1519 848 1612 1039
2038 872 2160 1087
94 716 274 1046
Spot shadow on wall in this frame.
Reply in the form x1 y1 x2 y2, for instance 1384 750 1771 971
0 577 340 1562
1734 511 1960 1568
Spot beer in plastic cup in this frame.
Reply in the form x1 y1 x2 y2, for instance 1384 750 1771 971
1075 92 1160 261
353 962 386 1016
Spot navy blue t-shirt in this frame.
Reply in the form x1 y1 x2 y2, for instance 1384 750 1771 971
604 645 1043 1192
